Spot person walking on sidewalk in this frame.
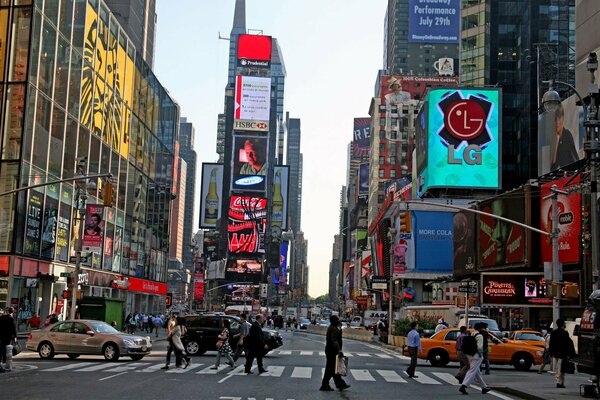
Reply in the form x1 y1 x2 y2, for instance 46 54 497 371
549 319 576 388
212 319 235 369
538 328 553 374
0 307 17 373
171 317 191 369
459 322 492 395
319 315 350 391
244 315 269 374
406 321 421 378
233 314 251 362
455 326 469 383
161 314 180 370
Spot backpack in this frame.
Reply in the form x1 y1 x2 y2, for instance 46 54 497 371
461 333 480 356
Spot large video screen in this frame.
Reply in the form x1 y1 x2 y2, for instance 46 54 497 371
231 136 268 192
227 196 267 256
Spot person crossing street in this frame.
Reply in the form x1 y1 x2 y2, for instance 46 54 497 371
319 315 350 391
459 322 492 395
244 315 269 374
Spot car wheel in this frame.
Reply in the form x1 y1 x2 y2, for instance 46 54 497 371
512 352 533 371
130 355 145 361
67 354 80 359
38 342 55 359
103 343 120 361
428 349 450 367
185 340 205 356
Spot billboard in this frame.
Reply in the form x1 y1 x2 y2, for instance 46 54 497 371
420 88 501 192
352 117 371 157
23 190 44 257
453 210 477 277
408 0 460 44
272 165 289 229
82 204 104 252
538 96 585 176
199 163 224 228
40 184 59 260
478 192 527 268
237 34 272 68
380 75 460 105
358 163 369 200
227 196 267 255
231 136 268 192
413 211 453 273
226 258 262 274
272 241 288 285
234 75 271 132
540 175 581 264
225 283 259 305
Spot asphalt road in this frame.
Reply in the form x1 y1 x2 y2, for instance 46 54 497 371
3 330 524 400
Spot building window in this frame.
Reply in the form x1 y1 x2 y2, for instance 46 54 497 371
391 118 398 126
380 143 386 152
390 169 396 178
379 169 385 178
379 156 385 165
391 131 397 140
379 117 386 127
379 105 386 113
378 194 384 203
389 156 396 164
391 106 398 114
390 143 396 153
379 130 386 139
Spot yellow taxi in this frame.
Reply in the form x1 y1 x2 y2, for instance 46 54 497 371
405 328 544 371
506 330 545 348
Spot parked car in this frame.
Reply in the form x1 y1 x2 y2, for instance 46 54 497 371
405 328 543 371
26 320 152 361
507 330 545 348
183 314 283 356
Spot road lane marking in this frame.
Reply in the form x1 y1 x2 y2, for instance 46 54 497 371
137 363 166 373
197 365 229 374
377 369 407 383
343 352 353 357
104 362 145 373
318 351 325 356
356 353 371 357
218 365 254 383
260 365 285 377
167 363 204 373
350 369 376 381
98 372 128 381
472 386 515 400
277 350 292 355
291 366 311 378
403 371 441 384
299 351 313 355
376 354 393 359
42 362 95 371
432 372 460 385
75 363 118 372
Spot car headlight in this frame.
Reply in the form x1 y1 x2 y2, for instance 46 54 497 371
536 350 543 356
122 338 136 347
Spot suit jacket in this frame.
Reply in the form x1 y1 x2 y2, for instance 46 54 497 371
325 324 343 354
549 327 575 359
247 321 266 351
0 314 16 341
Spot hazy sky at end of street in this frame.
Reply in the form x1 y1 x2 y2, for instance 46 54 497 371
153 0 387 297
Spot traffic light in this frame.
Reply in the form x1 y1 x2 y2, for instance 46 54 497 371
62 290 70 299
102 182 114 207
165 293 173 307
399 210 411 232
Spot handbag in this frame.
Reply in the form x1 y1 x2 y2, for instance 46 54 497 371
335 354 349 376
561 359 575 374
11 342 22 356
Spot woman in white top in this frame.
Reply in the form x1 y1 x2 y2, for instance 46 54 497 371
171 317 191 369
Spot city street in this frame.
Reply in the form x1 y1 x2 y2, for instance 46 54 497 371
2 330 580 400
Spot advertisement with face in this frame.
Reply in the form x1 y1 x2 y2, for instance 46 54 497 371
82 204 104 252
421 88 501 191
413 211 453 273
227 196 267 255
408 0 460 44
540 175 581 264
199 163 224 229
231 136 268 192
352 118 371 157
478 193 526 268
453 210 477 277
40 185 59 260
381 75 460 106
538 95 584 176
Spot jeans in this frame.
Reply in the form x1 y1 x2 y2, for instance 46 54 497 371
463 354 488 388
406 347 418 376
482 350 491 374
166 339 182 366
215 351 235 367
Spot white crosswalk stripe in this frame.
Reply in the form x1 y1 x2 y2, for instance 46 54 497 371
356 353 371 357
431 372 460 385
403 371 441 385
103 362 145 373
375 354 393 359
277 350 292 355
259 365 285 377
76 363 120 372
137 363 166 373
167 363 204 373
197 365 230 374
376 369 407 383
299 351 313 356
290 366 311 378
42 362 95 371
350 369 376 381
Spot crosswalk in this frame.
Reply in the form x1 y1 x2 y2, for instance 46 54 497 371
36 361 459 385
267 350 403 359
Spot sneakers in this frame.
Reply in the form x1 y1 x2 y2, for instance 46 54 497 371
338 384 351 391
482 387 492 394
160 366 169 370
183 359 191 369
459 385 468 395
210 366 219 370
319 386 334 391
557 384 566 388
258 369 268 374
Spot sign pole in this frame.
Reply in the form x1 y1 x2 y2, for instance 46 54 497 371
70 189 87 320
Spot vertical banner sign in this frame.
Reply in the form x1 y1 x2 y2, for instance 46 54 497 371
272 166 289 230
453 210 477 276
82 204 104 252
41 184 59 260
540 175 581 264
272 241 288 284
56 187 72 262
408 0 460 43
358 163 369 200
112 225 123 273
194 258 205 301
24 190 44 256
352 118 371 157
199 163 224 229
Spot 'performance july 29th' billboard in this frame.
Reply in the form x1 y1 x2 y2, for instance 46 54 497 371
420 88 501 192
408 0 460 44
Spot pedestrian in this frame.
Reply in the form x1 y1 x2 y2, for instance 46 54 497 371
153 315 163 338
142 313 149 332
244 314 269 374
212 319 236 369
481 326 495 375
233 314 251 362
435 318 447 333
161 314 180 370
459 322 492 395
538 328 553 374
0 307 17 373
549 319 576 388
171 317 191 369
406 321 421 378
147 314 155 334
455 326 469 383
27 312 41 330
319 315 350 391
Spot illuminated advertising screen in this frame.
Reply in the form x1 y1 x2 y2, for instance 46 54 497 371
231 136 268 192
481 272 580 306
225 283 259 305
272 241 288 285
358 163 369 200
478 191 527 268
226 258 262 274
352 118 371 158
538 95 585 176
380 75 460 105
272 166 289 230
199 163 224 229
420 88 501 191
540 175 581 264
24 190 44 257
408 0 460 43
453 210 477 277
82 204 104 252
413 211 453 273
227 196 267 255
234 75 271 132
237 34 272 68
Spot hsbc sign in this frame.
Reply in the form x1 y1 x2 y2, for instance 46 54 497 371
234 119 269 132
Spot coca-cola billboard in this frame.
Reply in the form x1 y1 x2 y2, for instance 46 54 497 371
227 195 267 255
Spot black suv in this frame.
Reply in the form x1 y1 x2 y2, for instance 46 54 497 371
182 313 283 356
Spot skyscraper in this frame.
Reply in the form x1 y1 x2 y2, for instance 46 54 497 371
286 114 302 233
272 38 287 164
179 118 198 272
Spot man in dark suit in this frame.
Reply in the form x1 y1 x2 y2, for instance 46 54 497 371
0 307 17 373
244 314 269 374
549 319 576 388
320 315 350 391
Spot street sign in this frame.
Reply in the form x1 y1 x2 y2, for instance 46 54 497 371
60 272 71 278
460 281 478 287
69 256 88 263
458 287 478 293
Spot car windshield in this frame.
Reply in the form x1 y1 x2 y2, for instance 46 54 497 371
300 319 310 324
517 333 544 341
89 321 120 334
469 319 500 332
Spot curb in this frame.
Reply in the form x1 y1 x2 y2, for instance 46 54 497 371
491 387 545 400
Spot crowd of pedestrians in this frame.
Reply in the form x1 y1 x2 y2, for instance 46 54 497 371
124 312 164 337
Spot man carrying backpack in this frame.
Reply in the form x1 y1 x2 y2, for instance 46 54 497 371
459 322 492 395
455 326 469 383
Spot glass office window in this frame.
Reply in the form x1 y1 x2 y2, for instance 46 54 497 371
8 7 31 82
32 92 51 171
2 83 25 160
38 20 56 95
54 37 69 107
0 9 9 81
59 0 74 39
48 106 65 177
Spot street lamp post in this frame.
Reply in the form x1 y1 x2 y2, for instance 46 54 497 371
70 185 87 320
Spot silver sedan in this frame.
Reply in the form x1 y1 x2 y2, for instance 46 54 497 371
26 320 152 361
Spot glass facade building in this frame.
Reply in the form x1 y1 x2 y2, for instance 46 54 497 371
0 0 178 330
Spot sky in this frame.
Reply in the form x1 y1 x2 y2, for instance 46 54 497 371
153 0 387 297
